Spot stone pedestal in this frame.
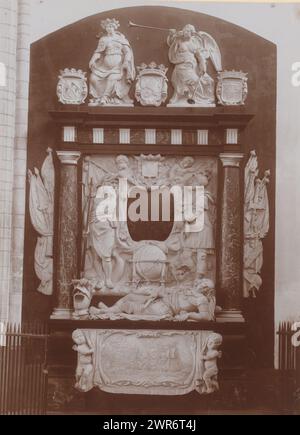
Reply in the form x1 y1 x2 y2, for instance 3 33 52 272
51 151 81 319
72 328 222 396
218 153 244 322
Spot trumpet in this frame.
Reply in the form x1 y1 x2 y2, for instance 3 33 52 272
128 21 172 32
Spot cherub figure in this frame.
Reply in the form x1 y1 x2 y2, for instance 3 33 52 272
200 333 222 394
114 155 138 185
104 155 138 186
72 330 94 392
169 157 196 185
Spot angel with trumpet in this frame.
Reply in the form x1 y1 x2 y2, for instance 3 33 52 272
167 24 222 106
128 20 222 106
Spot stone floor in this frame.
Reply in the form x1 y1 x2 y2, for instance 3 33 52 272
47 369 300 415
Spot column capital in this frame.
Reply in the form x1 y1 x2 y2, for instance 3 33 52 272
219 153 244 168
57 151 81 165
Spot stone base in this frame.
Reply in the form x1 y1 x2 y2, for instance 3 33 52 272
167 102 216 108
50 308 73 320
72 328 222 396
88 101 134 107
216 310 245 323
47 318 248 412
47 370 294 415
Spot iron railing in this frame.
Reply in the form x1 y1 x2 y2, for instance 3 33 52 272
277 322 300 413
0 322 48 415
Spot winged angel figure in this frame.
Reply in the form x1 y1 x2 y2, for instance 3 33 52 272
167 24 222 106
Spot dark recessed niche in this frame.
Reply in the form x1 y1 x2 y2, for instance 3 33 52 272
127 190 174 242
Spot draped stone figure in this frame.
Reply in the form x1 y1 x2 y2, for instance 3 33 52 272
167 24 222 107
243 151 270 298
171 167 216 279
28 148 55 295
183 171 216 251
89 18 136 106
88 190 118 290
89 278 216 322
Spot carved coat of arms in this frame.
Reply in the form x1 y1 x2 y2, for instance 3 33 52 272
217 70 248 105
57 68 88 105
135 62 168 107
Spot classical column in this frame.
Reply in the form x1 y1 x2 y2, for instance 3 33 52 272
218 153 244 322
10 0 31 323
0 0 18 323
0 0 31 324
51 151 81 319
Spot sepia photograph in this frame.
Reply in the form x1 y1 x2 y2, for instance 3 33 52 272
0 0 300 418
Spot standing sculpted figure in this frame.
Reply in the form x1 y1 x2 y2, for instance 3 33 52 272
72 330 94 392
199 333 222 394
89 18 136 106
167 24 222 106
88 187 117 290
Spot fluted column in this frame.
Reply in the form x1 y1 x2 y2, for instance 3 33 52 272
218 153 244 322
51 151 81 319
0 0 31 323
0 0 18 322
10 0 31 323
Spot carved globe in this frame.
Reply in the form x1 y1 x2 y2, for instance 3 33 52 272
134 245 166 281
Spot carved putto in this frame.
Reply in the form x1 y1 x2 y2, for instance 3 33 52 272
197 333 222 394
135 62 168 107
89 18 136 106
28 148 55 295
167 24 222 107
72 330 94 392
217 70 248 105
57 68 88 105
243 151 270 298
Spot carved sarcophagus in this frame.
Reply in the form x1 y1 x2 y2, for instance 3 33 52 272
72 329 222 396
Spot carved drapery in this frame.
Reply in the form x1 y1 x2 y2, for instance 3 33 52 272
28 148 55 296
218 153 244 321
243 151 270 298
51 151 81 319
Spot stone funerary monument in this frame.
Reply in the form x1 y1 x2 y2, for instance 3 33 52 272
24 6 275 412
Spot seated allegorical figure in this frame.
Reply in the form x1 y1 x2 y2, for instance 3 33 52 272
89 278 216 322
89 18 136 106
